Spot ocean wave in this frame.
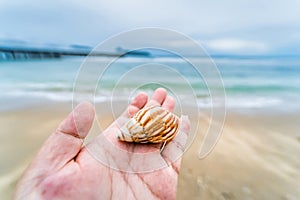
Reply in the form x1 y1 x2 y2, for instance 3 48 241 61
196 96 283 109
4 90 73 102
225 97 282 108
1 90 129 103
1 88 286 110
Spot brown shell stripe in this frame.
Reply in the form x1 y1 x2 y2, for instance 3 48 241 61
145 106 178 143
119 105 179 143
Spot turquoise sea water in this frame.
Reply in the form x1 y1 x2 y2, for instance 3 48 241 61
0 56 300 112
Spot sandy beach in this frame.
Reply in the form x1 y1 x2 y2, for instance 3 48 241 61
0 102 299 200
2 0 300 198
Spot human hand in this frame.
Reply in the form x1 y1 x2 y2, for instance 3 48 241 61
15 88 190 200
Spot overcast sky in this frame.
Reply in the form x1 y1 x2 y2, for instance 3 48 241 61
0 0 300 54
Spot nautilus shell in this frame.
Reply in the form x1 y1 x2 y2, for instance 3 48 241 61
117 105 179 143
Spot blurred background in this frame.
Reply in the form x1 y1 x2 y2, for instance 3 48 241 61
0 0 300 199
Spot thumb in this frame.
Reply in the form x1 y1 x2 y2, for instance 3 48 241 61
31 101 95 171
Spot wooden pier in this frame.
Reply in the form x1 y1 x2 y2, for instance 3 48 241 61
0 46 122 61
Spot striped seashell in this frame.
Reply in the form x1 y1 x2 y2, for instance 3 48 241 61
117 105 179 143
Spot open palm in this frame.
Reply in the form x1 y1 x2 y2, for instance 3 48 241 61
15 88 190 200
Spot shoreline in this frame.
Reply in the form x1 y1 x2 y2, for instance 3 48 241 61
1 97 300 115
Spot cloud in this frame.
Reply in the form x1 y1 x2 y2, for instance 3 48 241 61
204 38 268 54
0 0 300 54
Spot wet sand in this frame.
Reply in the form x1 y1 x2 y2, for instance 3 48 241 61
178 110 300 200
0 103 299 199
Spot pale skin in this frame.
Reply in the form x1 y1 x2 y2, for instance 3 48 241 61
15 88 190 200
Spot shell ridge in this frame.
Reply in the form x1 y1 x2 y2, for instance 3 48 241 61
118 105 180 143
